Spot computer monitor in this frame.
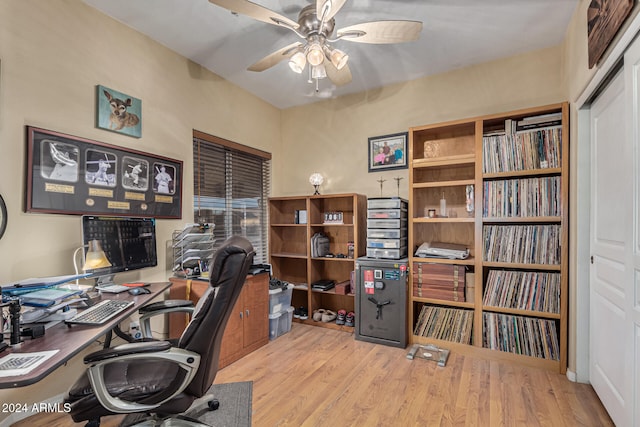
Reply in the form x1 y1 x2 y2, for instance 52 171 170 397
81 215 157 286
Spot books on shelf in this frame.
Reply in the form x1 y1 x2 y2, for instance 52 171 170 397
483 224 561 265
413 305 473 344
482 269 560 314
498 113 562 136
412 263 467 302
516 112 562 131
483 176 561 218
483 312 559 360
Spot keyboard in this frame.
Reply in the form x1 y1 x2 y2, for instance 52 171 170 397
65 299 134 325
95 284 130 294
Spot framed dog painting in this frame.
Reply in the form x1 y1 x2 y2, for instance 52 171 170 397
96 85 142 138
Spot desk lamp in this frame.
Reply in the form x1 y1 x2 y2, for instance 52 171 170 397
82 239 111 270
72 239 111 285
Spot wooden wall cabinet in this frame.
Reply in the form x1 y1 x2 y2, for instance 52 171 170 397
409 102 569 373
269 193 367 332
168 272 269 369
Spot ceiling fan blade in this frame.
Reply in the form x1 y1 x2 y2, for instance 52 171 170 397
247 42 303 72
316 0 348 22
325 61 352 86
336 20 422 44
208 0 299 30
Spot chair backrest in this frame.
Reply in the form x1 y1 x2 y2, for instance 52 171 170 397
178 235 255 397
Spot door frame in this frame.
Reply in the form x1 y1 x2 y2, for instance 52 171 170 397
574 8 640 383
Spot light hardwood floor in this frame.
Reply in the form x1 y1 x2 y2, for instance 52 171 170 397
14 323 613 426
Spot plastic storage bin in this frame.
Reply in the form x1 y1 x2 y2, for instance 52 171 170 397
367 228 407 239
367 198 408 209
269 283 293 314
367 219 407 229
366 247 408 259
367 238 407 249
367 209 407 219
269 306 294 340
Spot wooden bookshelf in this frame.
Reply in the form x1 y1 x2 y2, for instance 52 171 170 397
408 102 569 373
268 193 367 331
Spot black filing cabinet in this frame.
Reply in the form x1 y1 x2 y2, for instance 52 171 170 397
355 257 409 348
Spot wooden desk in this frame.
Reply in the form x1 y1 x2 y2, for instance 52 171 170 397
0 282 170 389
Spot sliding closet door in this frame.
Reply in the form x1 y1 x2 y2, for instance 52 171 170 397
625 35 640 427
589 37 640 426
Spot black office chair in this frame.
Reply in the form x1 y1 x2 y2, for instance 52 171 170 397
65 236 255 427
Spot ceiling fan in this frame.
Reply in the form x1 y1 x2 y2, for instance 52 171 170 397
208 0 423 90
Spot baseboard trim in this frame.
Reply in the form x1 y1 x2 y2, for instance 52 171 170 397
566 369 577 382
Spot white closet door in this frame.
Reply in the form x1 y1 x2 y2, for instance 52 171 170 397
589 40 639 426
626 35 640 426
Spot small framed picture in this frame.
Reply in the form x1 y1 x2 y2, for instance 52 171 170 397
368 132 408 172
96 85 142 138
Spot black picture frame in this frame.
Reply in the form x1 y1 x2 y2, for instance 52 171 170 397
25 126 182 218
368 132 408 172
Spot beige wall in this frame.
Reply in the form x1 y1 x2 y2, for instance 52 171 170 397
0 0 280 283
277 46 565 199
0 0 626 421
0 0 280 422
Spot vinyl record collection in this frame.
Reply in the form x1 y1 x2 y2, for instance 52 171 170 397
413 305 473 344
483 176 561 218
483 224 561 265
482 126 562 173
483 312 560 360
482 270 561 314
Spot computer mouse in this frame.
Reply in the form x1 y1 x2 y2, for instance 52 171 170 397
128 287 150 296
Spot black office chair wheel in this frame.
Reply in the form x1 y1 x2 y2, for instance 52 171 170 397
85 419 100 427
208 399 220 411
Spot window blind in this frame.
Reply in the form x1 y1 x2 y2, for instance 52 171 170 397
193 132 271 264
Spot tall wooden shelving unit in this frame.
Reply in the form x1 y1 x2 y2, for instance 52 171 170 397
269 193 367 332
408 102 569 373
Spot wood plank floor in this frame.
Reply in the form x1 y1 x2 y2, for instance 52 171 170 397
14 323 613 426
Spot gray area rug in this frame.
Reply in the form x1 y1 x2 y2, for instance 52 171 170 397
184 381 253 427
120 381 252 427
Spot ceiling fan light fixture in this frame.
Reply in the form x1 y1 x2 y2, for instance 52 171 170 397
306 41 325 67
311 63 327 79
326 46 349 70
289 50 307 73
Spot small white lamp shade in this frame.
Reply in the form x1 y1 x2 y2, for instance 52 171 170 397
309 173 324 195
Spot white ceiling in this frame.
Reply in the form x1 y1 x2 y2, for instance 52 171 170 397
82 0 579 109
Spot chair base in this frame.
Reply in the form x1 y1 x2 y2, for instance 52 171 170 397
119 414 212 427
117 395 220 427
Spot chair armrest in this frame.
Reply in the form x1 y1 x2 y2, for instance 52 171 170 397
84 341 172 363
139 299 194 314
86 346 201 413
138 300 195 338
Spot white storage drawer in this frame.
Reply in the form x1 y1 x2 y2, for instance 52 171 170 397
366 247 408 259
367 228 407 239
367 219 407 229
367 238 407 249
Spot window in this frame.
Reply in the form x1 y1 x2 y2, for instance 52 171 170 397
193 131 271 263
